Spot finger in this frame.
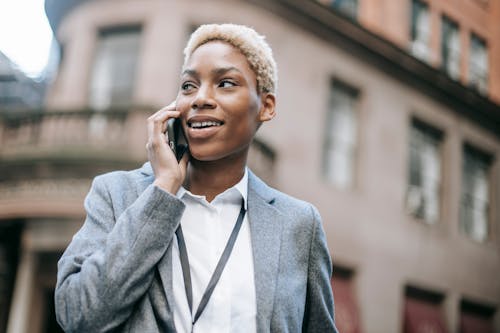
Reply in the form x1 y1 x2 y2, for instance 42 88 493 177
152 111 180 140
156 101 177 113
148 110 180 139
153 101 176 116
164 101 176 111
147 101 177 130
148 102 174 120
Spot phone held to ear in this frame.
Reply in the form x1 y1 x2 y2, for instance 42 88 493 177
167 118 188 162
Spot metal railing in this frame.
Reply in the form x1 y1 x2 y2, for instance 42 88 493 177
0 107 151 161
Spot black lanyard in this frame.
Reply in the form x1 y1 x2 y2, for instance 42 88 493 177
175 200 246 332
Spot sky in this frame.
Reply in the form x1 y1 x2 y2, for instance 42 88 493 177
0 0 54 77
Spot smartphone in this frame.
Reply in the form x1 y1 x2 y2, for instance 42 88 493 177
166 118 188 162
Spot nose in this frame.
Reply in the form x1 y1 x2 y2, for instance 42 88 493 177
191 84 216 110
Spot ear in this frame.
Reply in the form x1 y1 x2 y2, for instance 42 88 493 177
257 93 276 122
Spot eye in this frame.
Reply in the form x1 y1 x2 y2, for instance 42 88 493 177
181 81 196 91
219 80 236 88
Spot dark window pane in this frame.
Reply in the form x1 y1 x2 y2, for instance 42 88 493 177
441 16 460 79
406 119 443 224
404 286 448 333
323 80 359 189
411 0 430 61
0 222 22 333
460 144 492 242
469 34 488 94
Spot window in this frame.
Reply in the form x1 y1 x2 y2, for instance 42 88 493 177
469 33 488 94
460 144 493 242
0 223 22 333
441 16 460 80
36 252 65 333
323 80 359 189
411 0 431 62
460 299 496 333
89 26 141 110
406 119 443 224
332 0 358 19
316 0 358 19
403 286 448 333
331 266 362 333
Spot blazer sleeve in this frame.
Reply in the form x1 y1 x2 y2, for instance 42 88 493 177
54 174 185 332
302 205 339 333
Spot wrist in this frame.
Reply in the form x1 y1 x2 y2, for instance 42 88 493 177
153 177 180 194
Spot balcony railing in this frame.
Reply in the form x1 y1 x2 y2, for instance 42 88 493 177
0 108 151 162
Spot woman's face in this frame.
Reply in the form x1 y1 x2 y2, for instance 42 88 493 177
175 41 273 162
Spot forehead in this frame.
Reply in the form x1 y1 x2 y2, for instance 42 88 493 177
184 41 254 74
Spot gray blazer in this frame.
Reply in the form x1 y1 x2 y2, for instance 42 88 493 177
55 162 338 333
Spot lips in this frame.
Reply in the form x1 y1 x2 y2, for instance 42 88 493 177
186 115 224 139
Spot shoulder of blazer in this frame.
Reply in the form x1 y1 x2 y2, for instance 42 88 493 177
91 162 154 199
247 169 316 219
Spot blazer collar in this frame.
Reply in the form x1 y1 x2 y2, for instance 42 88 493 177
140 162 276 205
247 171 283 331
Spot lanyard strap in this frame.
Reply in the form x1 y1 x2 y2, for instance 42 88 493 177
175 200 246 330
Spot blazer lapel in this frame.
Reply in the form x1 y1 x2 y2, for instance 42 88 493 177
247 171 283 331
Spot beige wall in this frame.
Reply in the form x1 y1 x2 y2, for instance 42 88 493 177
33 0 500 332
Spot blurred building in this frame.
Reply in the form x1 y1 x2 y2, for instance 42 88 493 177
1 0 499 332
0 51 46 110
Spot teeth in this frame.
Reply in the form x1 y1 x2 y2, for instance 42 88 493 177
190 121 222 128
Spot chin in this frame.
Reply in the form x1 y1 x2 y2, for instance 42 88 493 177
188 144 249 163
188 147 226 162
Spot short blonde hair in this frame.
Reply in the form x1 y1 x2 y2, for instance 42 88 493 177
183 23 278 94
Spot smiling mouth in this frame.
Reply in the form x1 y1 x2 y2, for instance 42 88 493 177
188 121 223 129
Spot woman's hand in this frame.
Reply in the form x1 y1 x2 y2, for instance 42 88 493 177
146 102 189 194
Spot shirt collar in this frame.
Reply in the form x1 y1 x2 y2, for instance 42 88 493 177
176 168 248 210
234 167 248 210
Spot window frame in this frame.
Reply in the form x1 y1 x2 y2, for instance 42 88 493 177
459 143 494 243
440 15 461 80
331 265 363 333
468 32 489 95
406 117 444 225
410 0 431 61
88 24 143 111
403 285 448 333
331 0 358 20
459 298 496 333
322 79 361 190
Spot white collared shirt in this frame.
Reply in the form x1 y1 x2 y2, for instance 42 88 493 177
173 169 257 333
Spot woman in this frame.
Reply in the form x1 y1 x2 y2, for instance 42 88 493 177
55 23 338 333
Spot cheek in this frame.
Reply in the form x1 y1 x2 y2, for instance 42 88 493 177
228 104 257 132
175 94 191 114
243 97 261 130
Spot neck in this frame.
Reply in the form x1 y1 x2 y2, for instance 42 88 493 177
185 153 247 202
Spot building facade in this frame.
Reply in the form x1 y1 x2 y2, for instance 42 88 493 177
0 52 46 110
1 0 499 332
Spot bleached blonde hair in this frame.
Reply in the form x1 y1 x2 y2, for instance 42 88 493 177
183 23 278 94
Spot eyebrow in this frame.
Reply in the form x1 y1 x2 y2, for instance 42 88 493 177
211 66 243 76
181 66 243 77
